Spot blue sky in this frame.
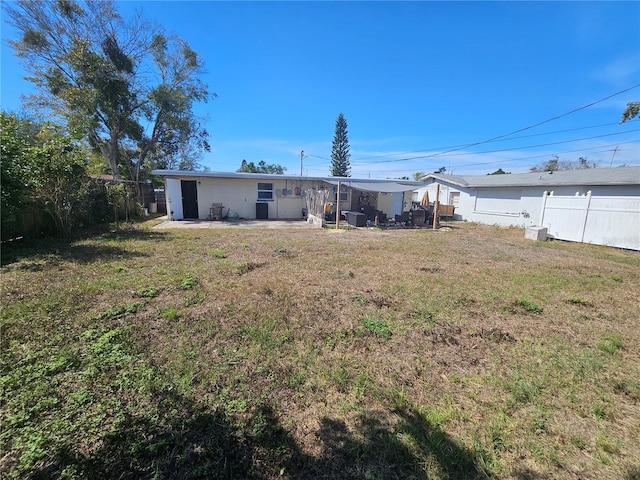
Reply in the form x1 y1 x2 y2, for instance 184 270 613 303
2 1 639 178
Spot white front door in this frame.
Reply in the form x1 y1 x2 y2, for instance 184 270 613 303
166 178 183 220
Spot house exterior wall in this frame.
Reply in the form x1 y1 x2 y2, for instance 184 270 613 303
164 175 313 220
178 176 420 219
202 177 312 219
460 187 539 228
163 175 418 221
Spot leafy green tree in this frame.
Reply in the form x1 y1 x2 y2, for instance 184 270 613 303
413 171 426 180
5 0 211 186
0 112 38 238
237 159 286 174
0 112 93 238
330 113 351 177
488 168 510 175
620 101 640 123
28 128 91 235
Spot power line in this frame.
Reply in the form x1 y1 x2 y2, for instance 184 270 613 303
351 128 639 164
428 84 640 158
350 122 624 162
423 129 640 159
444 140 640 170
345 84 640 163
301 86 640 174
371 139 639 177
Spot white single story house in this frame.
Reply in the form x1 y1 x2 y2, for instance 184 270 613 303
414 166 640 250
151 170 422 223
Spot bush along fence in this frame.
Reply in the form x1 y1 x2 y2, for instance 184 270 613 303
2 178 155 242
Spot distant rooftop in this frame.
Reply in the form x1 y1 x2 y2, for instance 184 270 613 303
423 166 640 188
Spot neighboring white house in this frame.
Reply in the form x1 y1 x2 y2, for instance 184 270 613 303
150 170 421 222
414 166 640 250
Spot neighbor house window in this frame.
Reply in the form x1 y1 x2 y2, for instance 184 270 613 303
257 183 273 201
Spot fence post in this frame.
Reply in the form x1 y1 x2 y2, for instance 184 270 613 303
580 191 593 243
432 184 440 229
540 191 549 226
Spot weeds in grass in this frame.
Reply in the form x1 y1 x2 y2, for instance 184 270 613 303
136 287 158 298
567 297 591 306
596 434 620 454
96 302 144 320
592 403 606 420
611 274 623 282
351 294 369 306
184 292 206 307
235 261 260 275
515 298 543 314
598 333 623 354
570 435 587 450
325 328 349 350
360 316 392 339
272 247 293 257
503 374 542 405
329 363 352 393
209 247 227 258
162 308 179 320
178 272 198 290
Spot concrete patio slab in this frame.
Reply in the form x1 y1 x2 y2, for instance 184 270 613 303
152 216 315 229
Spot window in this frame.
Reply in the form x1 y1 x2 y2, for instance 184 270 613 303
257 183 273 201
332 185 349 203
449 192 460 207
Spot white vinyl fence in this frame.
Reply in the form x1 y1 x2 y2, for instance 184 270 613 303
540 192 640 251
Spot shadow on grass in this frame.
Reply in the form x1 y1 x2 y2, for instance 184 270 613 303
29 393 298 480
312 409 486 479
28 393 487 479
0 226 170 267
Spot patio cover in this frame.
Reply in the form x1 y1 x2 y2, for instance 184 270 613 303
323 180 418 193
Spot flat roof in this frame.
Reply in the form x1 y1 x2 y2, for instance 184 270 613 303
151 170 423 190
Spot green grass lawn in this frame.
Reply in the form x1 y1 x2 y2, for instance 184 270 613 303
1 222 639 479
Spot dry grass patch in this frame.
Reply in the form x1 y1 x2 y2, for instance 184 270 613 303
1 223 639 479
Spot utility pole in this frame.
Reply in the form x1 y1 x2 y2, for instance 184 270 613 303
609 146 619 167
300 150 305 176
